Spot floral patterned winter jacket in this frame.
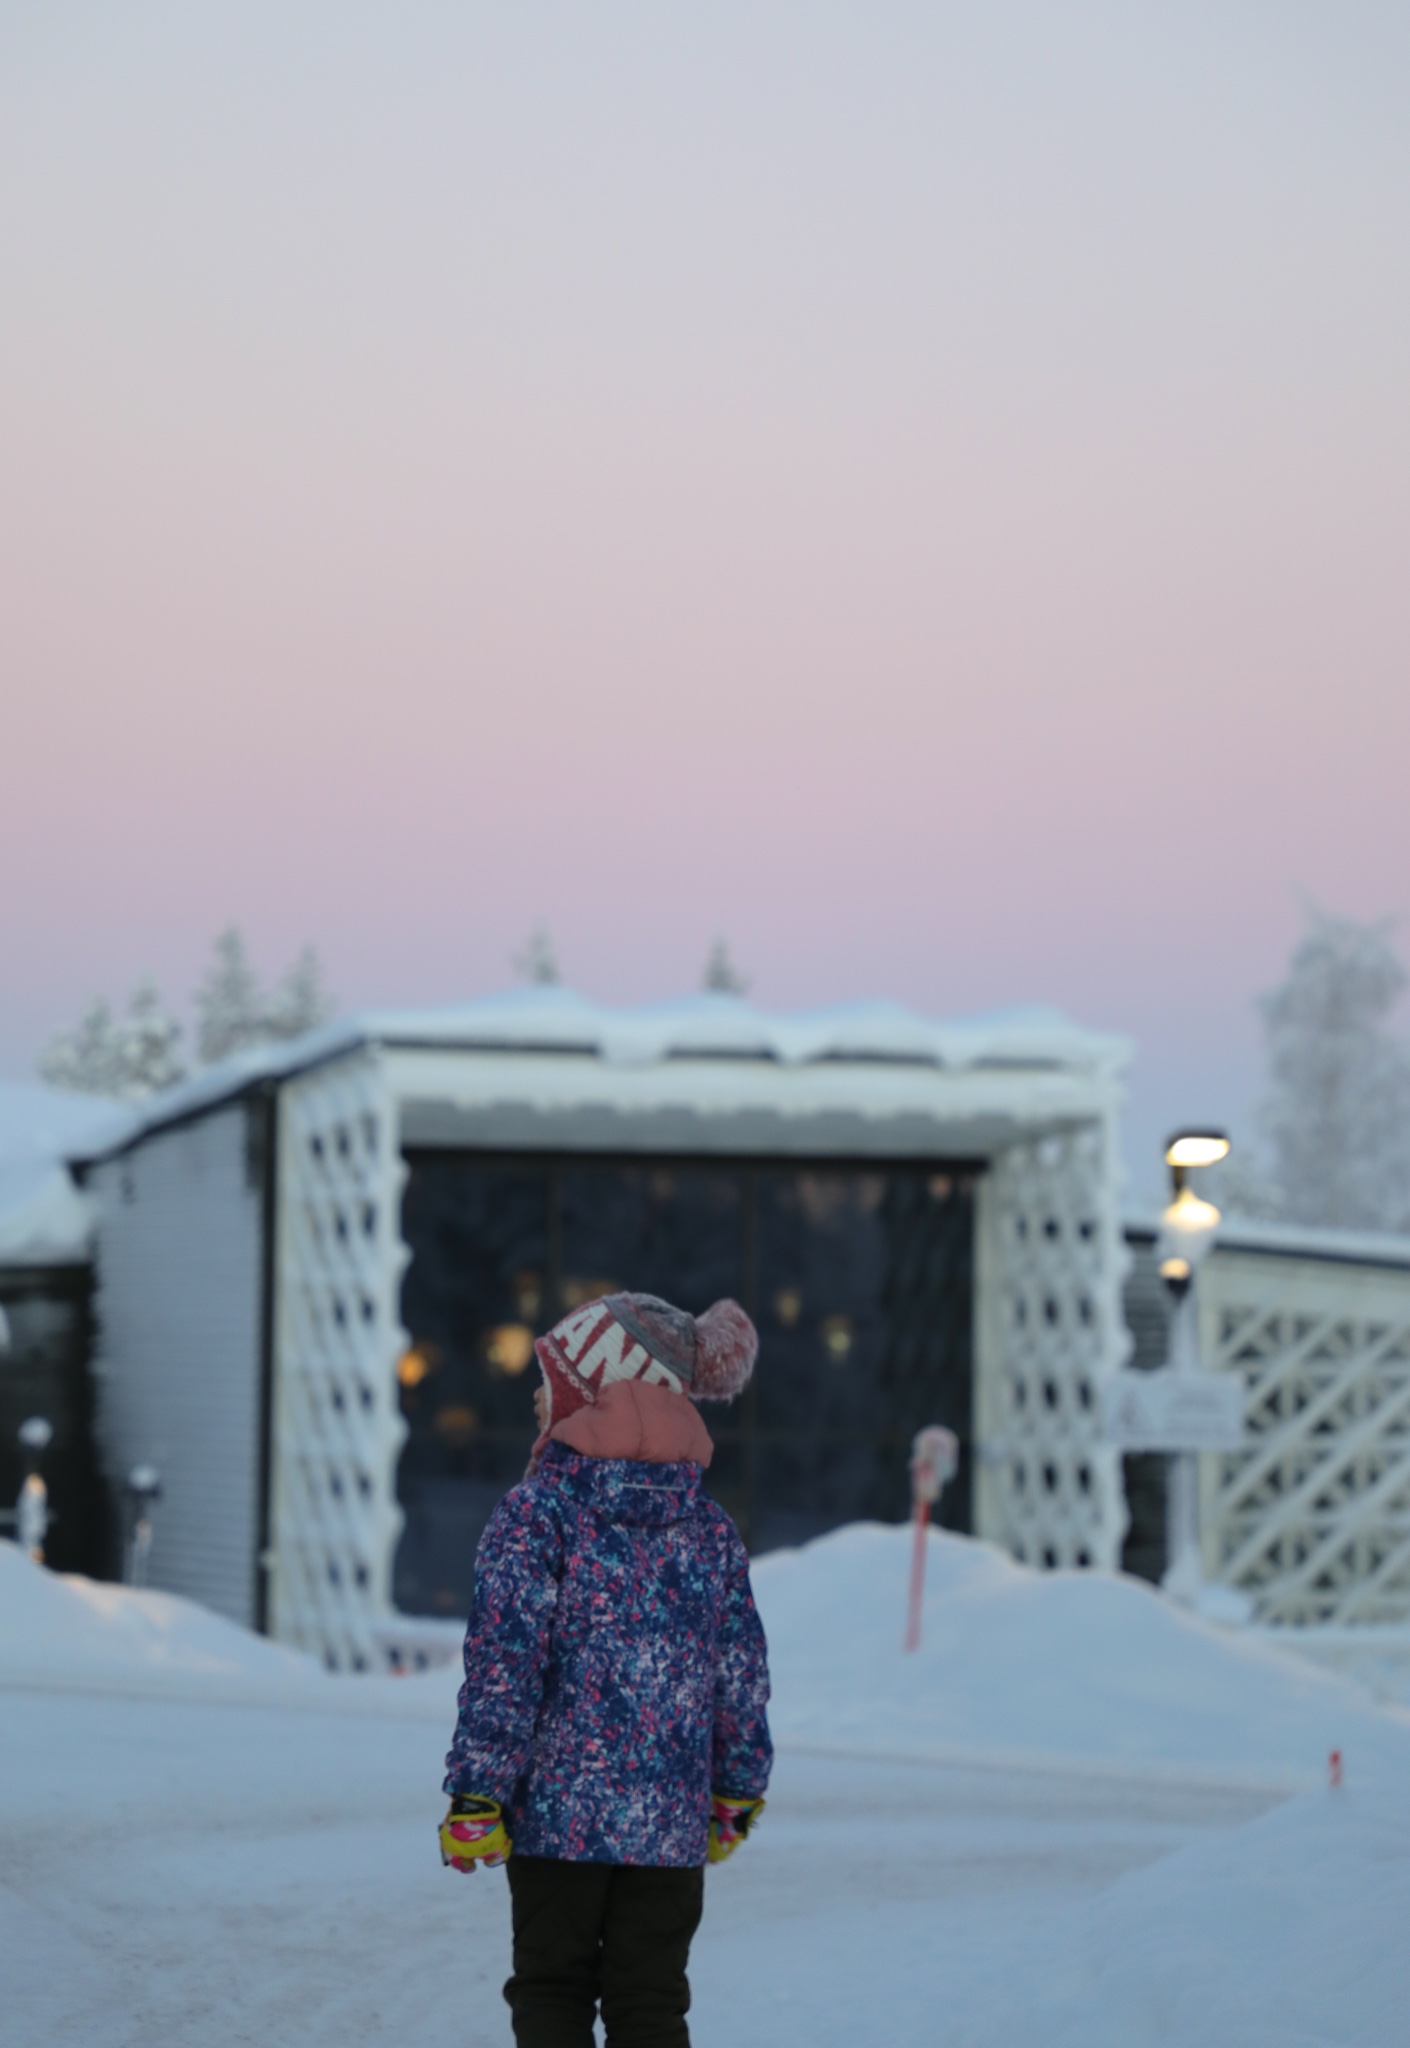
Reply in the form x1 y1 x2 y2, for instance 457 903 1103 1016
443 1442 773 1867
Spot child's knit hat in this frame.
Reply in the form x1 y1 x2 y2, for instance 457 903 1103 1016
534 1291 758 1437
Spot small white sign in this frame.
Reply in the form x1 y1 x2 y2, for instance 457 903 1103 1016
1102 1369 1244 1453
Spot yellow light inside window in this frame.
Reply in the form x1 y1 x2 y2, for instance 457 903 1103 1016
396 1346 433 1389
560 1278 618 1311
484 1323 536 1376
512 1271 543 1321
434 1405 479 1443
820 1313 854 1362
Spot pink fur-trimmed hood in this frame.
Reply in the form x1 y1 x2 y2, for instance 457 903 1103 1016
547 1378 714 1467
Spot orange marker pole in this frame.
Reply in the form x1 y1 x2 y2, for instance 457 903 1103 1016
905 1498 931 1653
903 1425 958 1654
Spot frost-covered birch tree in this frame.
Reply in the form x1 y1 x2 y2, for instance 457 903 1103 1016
41 929 333 1100
1230 909 1410 1231
40 982 187 1099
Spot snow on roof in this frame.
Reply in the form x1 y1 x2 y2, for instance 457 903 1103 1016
0 1084 131 1265
69 987 1132 1163
1126 1209 1410 1272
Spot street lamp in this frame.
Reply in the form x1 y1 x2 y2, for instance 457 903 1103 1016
1158 1129 1229 1599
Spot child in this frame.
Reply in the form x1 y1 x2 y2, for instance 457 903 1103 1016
440 1290 773 2048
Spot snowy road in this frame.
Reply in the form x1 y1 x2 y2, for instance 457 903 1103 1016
3 1682 1287 2048
8 1530 1410 2045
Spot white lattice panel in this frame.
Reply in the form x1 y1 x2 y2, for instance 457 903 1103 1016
1199 1248 1410 1626
267 1051 408 1667
975 1122 1129 1570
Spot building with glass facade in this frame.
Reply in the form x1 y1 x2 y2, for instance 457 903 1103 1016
76 989 1131 1667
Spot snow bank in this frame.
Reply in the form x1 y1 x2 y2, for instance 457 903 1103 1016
0 1082 131 1263
10 1518 1410 1795
1007 1778 1410 2048
7 1522 1410 2047
0 1542 322 1692
754 1523 1410 1785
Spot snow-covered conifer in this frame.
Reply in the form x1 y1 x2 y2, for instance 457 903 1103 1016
267 945 334 1041
195 928 267 1063
702 939 749 995
196 928 334 1060
513 925 560 984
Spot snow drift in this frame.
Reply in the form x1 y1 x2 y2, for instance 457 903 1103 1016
753 1522 1410 1785
0 1541 321 1693
10 1520 1410 1793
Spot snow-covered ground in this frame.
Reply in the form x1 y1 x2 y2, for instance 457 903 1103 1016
5 1527 1410 2047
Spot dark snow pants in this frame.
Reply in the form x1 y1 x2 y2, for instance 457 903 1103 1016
504 1855 705 2048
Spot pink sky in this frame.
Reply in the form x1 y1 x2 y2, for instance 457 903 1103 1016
2 2 1408 1196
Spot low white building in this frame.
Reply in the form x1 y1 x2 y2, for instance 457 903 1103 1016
0 1084 125 1576
73 989 1132 1668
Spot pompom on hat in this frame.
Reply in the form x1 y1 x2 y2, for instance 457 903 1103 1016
533 1290 758 1449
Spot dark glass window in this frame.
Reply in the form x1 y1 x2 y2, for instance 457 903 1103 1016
747 1169 973 1551
393 1162 548 1616
394 1152 974 1617
0 1269 105 1576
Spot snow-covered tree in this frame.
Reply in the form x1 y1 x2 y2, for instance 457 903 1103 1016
120 980 188 1094
195 928 333 1062
702 938 749 995
40 998 124 1097
264 944 333 1042
41 929 333 1100
40 983 187 1100
194 928 267 1063
1231 908 1410 1231
513 925 560 985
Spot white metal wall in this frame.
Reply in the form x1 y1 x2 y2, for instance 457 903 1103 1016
89 1104 266 1627
266 1050 408 1669
1199 1246 1410 1625
974 1119 1130 1570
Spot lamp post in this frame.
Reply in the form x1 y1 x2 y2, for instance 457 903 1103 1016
16 1416 54 1564
1158 1129 1230 1603
124 1465 162 1588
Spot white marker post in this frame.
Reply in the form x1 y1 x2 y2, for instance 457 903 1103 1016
905 1425 959 1653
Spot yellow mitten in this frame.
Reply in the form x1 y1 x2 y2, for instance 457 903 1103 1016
707 1793 764 1864
439 1794 512 1872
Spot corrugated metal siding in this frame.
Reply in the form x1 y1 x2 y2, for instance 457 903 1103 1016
89 1103 266 1627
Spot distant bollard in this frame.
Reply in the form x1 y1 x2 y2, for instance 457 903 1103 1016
124 1465 162 1588
16 1417 54 1565
904 1426 959 1653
